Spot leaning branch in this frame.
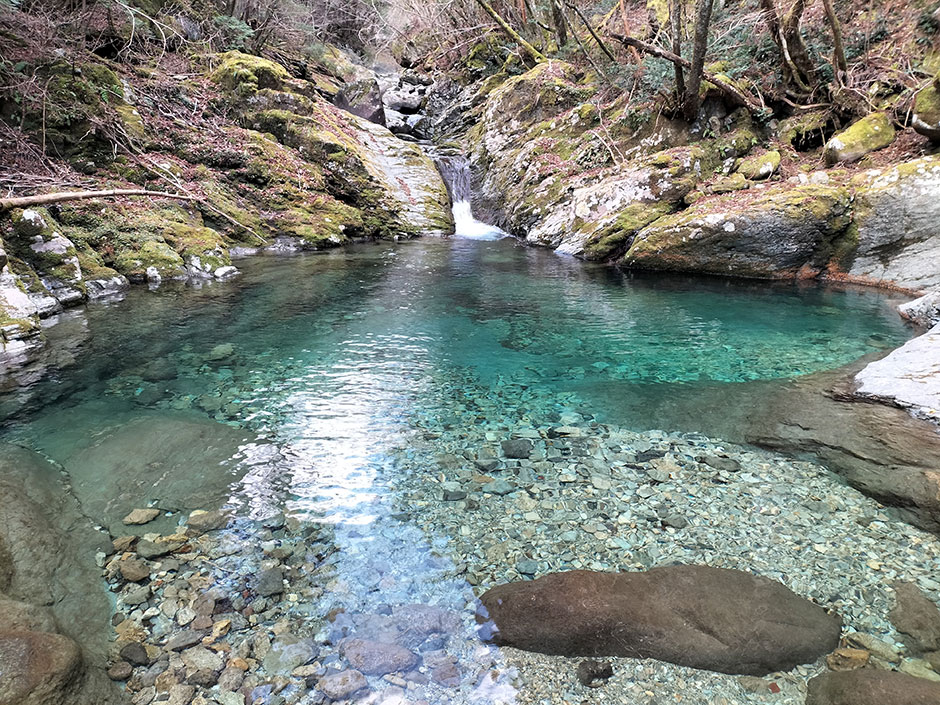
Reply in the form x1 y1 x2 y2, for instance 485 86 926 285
609 33 762 113
472 0 546 63
0 189 196 212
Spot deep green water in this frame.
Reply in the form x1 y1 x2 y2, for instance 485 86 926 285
0 237 918 703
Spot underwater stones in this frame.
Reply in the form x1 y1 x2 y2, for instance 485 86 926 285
255 567 284 597
824 113 896 165
185 510 230 534
0 630 84 705
165 630 204 652
340 638 418 676
890 582 940 653
136 537 184 560
576 659 613 688
124 508 161 526
806 669 940 705
317 669 368 699
500 438 533 459
622 184 851 279
481 479 516 496
477 566 842 675
854 324 940 424
206 343 235 362
262 635 317 674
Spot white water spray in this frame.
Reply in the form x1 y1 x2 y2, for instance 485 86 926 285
437 156 507 240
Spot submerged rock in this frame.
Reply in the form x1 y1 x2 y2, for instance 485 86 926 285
890 581 940 653
317 669 368 699
340 638 418 675
477 566 841 675
0 630 84 705
805 669 940 705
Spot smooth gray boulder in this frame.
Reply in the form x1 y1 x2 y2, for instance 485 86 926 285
477 566 842 675
854 324 940 424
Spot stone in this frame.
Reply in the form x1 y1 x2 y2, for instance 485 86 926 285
899 657 940 681
0 599 56 633
501 439 533 459
737 150 781 180
899 291 940 329
123 508 161 525
186 510 230 534
855 325 940 424
890 581 940 652
120 641 151 666
317 669 368 700
623 184 852 279
806 669 940 705
262 635 317 674
576 659 613 688
481 479 515 496
702 455 741 472
430 662 460 687
824 112 896 165
255 567 284 597
165 630 204 652
516 559 538 575
137 537 184 560
107 661 133 681
844 632 901 664
334 78 386 126
181 645 222 673
340 638 418 676
0 630 84 705
913 83 940 142
206 343 234 361
826 647 869 671
846 156 940 291
477 566 842 675
118 558 152 583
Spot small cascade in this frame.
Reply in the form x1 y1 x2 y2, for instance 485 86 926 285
435 156 507 240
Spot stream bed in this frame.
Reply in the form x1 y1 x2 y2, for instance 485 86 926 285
2 237 938 705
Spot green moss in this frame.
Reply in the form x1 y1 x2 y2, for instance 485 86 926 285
708 173 750 193
75 250 121 281
824 112 896 165
582 201 674 261
913 85 940 141
736 150 781 180
112 239 186 281
210 51 289 98
114 103 148 145
778 110 831 147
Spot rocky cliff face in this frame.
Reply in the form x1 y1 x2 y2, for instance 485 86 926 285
462 61 939 295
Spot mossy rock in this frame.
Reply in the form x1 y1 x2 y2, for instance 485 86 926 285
582 201 674 261
913 84 940 142
708 172 750 194
210 51 289 98
824 112 896 165
736 150 781 180
112 240 186 282
114 103 148 145
778 110 832 151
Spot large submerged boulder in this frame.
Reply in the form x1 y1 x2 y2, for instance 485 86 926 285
0 631 85 705
477 566 842 675
806 669 940 705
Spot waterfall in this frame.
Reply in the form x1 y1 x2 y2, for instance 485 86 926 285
435 156 507 240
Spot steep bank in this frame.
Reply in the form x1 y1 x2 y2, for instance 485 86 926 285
0 36 452 365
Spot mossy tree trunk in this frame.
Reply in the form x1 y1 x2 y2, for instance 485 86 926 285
683 0 714 121
473 0 547 63
669 0 686 100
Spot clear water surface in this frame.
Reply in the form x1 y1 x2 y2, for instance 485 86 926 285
0 238 918 704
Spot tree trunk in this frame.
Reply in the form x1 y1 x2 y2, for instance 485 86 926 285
550 0 567 47
610 33 762 112
759 0 813 94
684 0 715 121
669 0 685 100
781 0 814 91
473 0 546 63
0 189 195 212
821 0 848 82
566 2 617 61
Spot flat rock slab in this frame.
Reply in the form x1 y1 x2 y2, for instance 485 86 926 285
478 566 842 675
0 630 84 705
806 669 940 705
855 323 940 423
